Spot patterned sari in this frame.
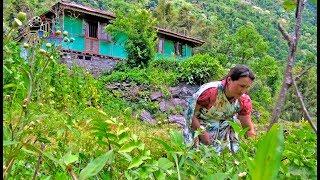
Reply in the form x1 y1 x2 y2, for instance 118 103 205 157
183 81 241 154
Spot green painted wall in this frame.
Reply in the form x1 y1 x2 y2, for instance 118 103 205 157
62 16 85 51
156 39 193 60
164 39 175 56
184 44 192 57
53 15 193 60
99 34 127 59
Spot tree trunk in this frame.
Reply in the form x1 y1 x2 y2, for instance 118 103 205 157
292 78 317 133
268 0 306 130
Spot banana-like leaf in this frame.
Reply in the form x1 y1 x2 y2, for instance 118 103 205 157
248 124 284 180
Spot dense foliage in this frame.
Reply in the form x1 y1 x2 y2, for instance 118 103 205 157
106 7 158 67
178 54 226 85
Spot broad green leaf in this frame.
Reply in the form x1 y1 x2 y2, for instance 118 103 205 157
204 172 228 180
117 127 129 136
118 141 138 153
229 121 242 133
283 0 296 11
118 132 130 144
3 140 19 146
158 158 174 170
248 124 284 180
154 170 166 180
54 172 69 179
21 147 38 156
42 176 51 180
131 134 138 141
151 137 174 152
230 121 249 137
143 150 150 157
43 152 66 170
37 136 51 144
105 132 117 140
61 152 78 165
79 150 114 180
3 125 11 141
4 83 16 89
178 156 186 168
128 155 144 169
124 171 133 180
137 141 145 150
172 153 181 180
170 130 185 147
100 171 112 180
119 152 132 162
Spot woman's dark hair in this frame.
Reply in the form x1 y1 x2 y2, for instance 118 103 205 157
224 64 255 81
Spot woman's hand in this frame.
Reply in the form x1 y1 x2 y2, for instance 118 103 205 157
246 129 256 138
199 131 211 145
238 115 256 138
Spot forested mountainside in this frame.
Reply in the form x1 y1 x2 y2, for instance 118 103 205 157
3 0 317 179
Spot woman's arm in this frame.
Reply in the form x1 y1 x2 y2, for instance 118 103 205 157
237 114 256 137
191 104 210 145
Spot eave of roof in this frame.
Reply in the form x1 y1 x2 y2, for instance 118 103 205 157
58 1 115 20
44 2 205 46
156 27 205 46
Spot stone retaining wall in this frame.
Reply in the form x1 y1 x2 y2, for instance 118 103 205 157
61 54 118 77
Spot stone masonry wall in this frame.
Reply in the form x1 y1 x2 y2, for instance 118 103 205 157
60 53 119 77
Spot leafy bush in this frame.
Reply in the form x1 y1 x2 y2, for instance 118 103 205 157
249 55 282 96
149 58 181 72
113 60 130 71
279 121 317 179
231 23 269 64
106 7 157 67
178 54 226 85
100 66 178 87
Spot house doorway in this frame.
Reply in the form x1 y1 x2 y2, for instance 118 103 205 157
85 20 99 54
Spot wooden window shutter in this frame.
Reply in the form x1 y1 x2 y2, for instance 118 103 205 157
100 22 112 42
82 20 88 36
157 38 164 53
175 42 181 56
97 21 100 39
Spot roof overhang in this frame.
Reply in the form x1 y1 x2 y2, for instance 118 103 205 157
42 2 205 46
156 27 205 47
58 1 115 20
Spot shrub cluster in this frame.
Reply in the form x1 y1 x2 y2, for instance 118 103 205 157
178 54 226 85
